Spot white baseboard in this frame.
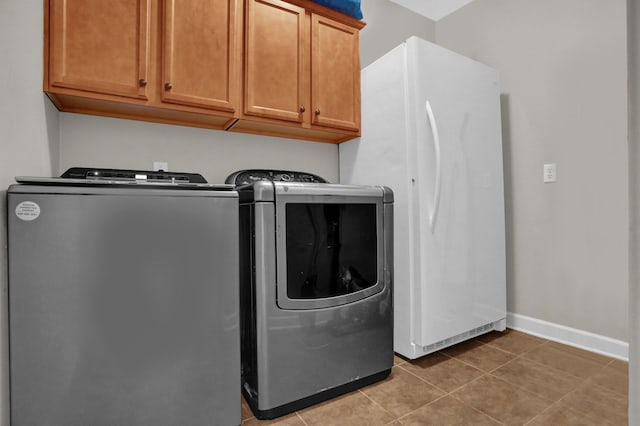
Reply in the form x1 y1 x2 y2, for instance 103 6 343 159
507 312 629 361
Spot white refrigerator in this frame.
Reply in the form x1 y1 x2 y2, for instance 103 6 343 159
340 37 506 359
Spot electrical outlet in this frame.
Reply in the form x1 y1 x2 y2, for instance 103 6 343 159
153 161 169 172
543 163 557 183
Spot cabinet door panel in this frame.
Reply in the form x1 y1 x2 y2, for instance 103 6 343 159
49 0 149 100
311 15 360 132
245 0 305 122
162 0 239 112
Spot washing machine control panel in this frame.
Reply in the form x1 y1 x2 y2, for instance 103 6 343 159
226 170 328 186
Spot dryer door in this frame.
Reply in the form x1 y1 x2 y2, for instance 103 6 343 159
274 183 386 310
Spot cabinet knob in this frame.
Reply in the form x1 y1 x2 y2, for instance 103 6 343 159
315 108 320 115
165 83 173 90
299 106 306 113
138 79 147 87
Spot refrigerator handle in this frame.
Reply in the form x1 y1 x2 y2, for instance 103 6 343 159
425 100 442 232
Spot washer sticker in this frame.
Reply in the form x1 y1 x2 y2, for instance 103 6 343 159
15 201 41 221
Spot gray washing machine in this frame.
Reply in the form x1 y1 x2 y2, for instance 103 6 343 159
8 168 240 426
227 170 394 419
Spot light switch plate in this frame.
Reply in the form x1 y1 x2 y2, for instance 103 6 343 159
544 163 557 183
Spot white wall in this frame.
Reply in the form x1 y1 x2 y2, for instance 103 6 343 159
628 0 639 420
59 114 339 183
360 0 435 67
0 1 60 424
436 0 629 341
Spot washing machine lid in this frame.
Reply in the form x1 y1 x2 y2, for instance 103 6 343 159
61 167 209 183
15 177 234 191
15 167 234 191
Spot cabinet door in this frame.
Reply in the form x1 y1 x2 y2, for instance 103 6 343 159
48 0 150 100
162 0 240 113
245 0 306 122
311 14 360 132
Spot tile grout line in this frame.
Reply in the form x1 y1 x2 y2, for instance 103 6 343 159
471 336 545 358
448 367 554 426
391 365 507 423
394 393 451 423
294 411 309 425
587 360 630 398
484 352 586 403
516 348 610 382
442 371 491 395
521 398 602 426
485 368 580 406
399 348 562 426
437 333 624 425
440 349 516 374
590 382 630 399
523 408 564 426
479 338 548 357
509 347 598 400
357 388 398 421
542 376 628 426
433 352 486 372
432 338 539 381
446 391 507 426
400 357 507 396
241 412 256 424
444 338 589 426
405 334 623 425
548 386 600 425
597 357 630 396
587 379 630 400
480 372 557 403
394 364 452 395
538 341 616 366
247 333 625 425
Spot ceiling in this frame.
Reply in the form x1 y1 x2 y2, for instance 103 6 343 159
388 0 476 21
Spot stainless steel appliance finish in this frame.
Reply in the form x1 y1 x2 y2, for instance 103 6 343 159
60 166 210 183
225 169 328 186
8 174 240 426
232 171 393 420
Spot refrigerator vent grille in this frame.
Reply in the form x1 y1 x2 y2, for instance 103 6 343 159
423 322 496 353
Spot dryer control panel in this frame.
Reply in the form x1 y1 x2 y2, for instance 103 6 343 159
225 170 328 186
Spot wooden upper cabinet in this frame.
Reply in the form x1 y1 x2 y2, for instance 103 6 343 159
162 0 240 113
238 1 362 138
311 14 360 132
44 0 364 142
48 0 150 100
244 0 306 122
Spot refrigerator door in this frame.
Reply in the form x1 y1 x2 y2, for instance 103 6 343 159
339 44 420 356
406 37 506 348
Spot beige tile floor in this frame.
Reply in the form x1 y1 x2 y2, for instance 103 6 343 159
241 329 629 425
